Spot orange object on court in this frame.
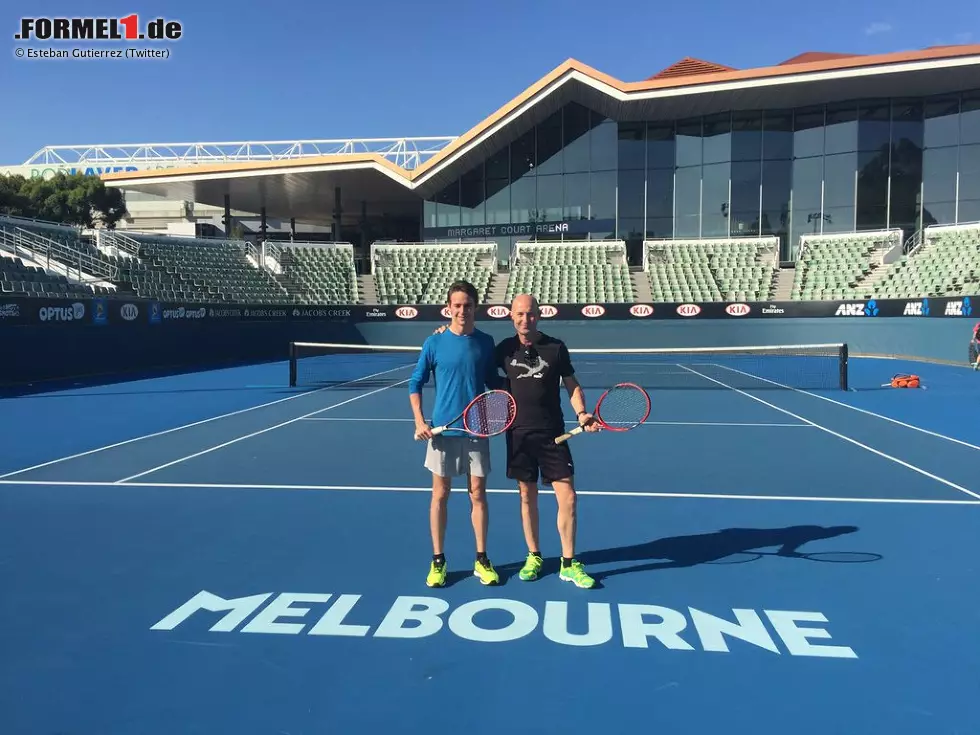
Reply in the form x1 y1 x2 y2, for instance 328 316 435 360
885 374 921 388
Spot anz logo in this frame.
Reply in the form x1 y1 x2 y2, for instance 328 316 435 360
834 300 879 317
903 299 930 316
944 297 973 316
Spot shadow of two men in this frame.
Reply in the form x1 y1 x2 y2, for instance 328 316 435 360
574 524 862 581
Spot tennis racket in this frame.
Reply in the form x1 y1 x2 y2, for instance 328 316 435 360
416 389 517 440
555 382 651 444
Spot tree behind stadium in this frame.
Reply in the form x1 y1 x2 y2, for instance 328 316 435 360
0 172 127 229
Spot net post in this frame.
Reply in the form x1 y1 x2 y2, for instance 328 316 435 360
288 342 297 387
839 343 849 391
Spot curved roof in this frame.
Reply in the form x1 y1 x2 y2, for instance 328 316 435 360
102 44 980 224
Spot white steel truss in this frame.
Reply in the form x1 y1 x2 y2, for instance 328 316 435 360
23 137 458 171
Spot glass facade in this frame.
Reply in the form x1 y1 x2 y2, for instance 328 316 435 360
421 92 980 262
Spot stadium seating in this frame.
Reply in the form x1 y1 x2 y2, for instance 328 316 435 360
790 230 903 300
371 242 495 304
272 242 359 304
866 222 980 298
0 216 120 275
0 252 102 298
642 237 779 302
506 241 634 304
6 211 980 307
116 234 293 304
0 215 119 297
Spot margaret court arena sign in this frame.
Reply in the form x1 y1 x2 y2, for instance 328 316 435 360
150 589 858 659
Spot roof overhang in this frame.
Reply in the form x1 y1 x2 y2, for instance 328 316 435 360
112 158 422 226
103 45 980 224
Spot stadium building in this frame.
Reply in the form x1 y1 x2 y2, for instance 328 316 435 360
2 44 980 309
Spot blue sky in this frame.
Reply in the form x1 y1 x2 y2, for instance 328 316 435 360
1 0 975 164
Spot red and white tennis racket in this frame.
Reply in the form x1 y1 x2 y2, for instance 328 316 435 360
416 390 517 440
555 382 651 444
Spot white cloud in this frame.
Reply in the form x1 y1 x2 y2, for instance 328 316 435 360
865 21 893 35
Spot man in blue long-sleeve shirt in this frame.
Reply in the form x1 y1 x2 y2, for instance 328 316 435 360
409 280 502 588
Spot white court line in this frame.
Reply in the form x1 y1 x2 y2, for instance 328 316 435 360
0 362 415 480
715 363 980 452
297 417 811 428
678 364 980 502
0 478 976 505
113 377 412 484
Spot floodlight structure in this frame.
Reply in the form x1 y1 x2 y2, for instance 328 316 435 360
23 137 458 171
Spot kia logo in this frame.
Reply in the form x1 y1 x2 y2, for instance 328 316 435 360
539 305 557 318
581 304 605 318
440 306 451 318
725 303 750 316
487 306 510 318
120 303 139 321
630 304 653 317
677 304 701 317
395 306 418 319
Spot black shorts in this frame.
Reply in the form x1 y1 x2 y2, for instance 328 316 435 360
506 428 574 485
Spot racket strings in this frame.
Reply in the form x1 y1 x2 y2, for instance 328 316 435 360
596 384 650 430
465 392 517 436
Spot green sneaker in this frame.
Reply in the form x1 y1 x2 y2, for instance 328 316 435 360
473 557 500 585
559 559 595 589
426 560 447 588
519 553 544 581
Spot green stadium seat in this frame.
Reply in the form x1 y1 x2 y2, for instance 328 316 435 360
371 242 496 305
790 229 903 301
866 223 980 299
643 236 779 302
274 243 358 304
505 241 635 304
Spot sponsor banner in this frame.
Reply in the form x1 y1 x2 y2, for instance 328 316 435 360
1 295 979 326
0 301 25 325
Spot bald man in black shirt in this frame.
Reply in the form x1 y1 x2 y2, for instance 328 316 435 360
494 294 599 588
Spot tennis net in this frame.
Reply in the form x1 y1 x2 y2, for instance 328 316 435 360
288 341 849 391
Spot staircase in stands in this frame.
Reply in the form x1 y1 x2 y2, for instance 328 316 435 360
487 272 509 304
357 274 378 304
771 268 795 300
630 270 654 303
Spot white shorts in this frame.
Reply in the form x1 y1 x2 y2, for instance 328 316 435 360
424 434 491 478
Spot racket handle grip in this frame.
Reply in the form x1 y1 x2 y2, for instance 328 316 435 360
429 425 447 437
555 425 584 444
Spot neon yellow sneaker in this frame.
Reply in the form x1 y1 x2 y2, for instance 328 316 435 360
559 559 595 589
473 558 499 585
426 560 447 588
519 553 544 581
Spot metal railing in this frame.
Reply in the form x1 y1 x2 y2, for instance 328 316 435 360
0 226 118 283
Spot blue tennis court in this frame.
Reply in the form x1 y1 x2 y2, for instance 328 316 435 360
1 344 978 734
